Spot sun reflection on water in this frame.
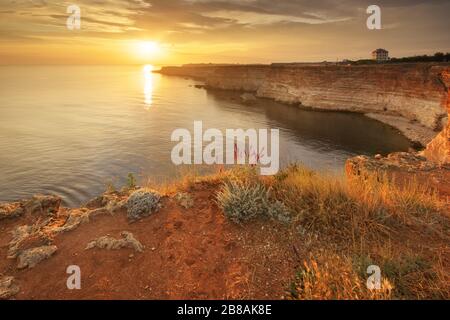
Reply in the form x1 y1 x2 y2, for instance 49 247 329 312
143 64 154 108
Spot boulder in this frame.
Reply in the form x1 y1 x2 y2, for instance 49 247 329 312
85 193 127 215
85 231 144 252
84 195 105 209
8 225 35 258
25 195 61 217
50 209 90 234
0 202 24 221
0 275 19 300
17 245 57 269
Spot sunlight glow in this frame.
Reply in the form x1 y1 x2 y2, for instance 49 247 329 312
137 41 162 57
143 64 154 108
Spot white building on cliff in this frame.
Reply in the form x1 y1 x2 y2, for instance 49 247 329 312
372 48 389 61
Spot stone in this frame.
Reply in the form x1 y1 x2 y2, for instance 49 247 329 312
51 209 90 234
105 198 127 215
84 195 105 209
126 189 161 222
8 225 35 258
85 231 144 252
25 195 61 217
0 202 24 221
83 193 127 217
7 215 55 259
87 207 109 217
0 275 19 300
17 245 57 269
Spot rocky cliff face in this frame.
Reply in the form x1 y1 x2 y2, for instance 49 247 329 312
423 70 450 164
159 64 450 148
344 68 449 193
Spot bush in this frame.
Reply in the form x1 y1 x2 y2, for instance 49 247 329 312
216 181 269 223
126 189 161 222
216 180 290 224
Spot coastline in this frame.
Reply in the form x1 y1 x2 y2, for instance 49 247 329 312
1 63 449 300
157 63 450 148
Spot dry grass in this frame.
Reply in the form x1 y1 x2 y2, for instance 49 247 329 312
271 165 447 245
289 252 393 300
214 164 449 299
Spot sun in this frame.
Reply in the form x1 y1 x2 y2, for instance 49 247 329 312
137 41 162 57
130 40 168 63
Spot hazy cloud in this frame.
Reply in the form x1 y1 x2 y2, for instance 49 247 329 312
0 0 449 64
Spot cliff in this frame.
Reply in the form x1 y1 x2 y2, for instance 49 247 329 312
346 69 449 189
423 69 450 164
159 64 450 147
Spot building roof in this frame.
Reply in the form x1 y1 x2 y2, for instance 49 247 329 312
372 48 388 53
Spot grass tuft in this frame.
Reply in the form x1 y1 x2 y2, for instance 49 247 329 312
214 164 449 299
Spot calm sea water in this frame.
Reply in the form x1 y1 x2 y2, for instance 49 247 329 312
0 65 411 207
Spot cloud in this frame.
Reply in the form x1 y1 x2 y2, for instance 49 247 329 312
0 0 448 64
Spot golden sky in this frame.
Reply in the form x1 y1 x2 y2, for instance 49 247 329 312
1 0 449 65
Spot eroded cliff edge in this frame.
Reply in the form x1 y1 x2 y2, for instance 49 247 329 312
159 63 450 147
346 68 449 199
423 69 450 164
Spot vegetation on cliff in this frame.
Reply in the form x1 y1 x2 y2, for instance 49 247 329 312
0 165 448 299
214 165 449 299
350 52 450 65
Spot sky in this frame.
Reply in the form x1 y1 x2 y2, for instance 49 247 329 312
0 0 449 65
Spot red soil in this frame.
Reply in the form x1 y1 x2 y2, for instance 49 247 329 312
0 181 300 300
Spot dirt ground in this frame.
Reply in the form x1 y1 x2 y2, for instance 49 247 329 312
0 181 301 300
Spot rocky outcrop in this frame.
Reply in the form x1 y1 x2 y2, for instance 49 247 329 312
8 224 45 259
50 209 91 234
0 202 24 220
25 195 61 217
0 275 19 299
346 152 438 177
0 195 61 221
423 70 450 164
17 245 57 269
345 152 450 201
160 64 450 193
345 70 449 191
2 190 134 276
85 231 144 252
159 64 450 147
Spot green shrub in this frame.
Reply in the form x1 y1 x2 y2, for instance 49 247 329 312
216 180 290 224
216 181 269 223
